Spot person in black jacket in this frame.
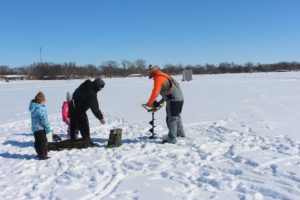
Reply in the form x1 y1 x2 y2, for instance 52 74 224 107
69 78 106 144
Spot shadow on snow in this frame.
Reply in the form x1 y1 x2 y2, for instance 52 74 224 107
3 140 33 148
0 152 36 160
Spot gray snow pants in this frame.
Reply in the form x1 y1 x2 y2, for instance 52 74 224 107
166 100 185 143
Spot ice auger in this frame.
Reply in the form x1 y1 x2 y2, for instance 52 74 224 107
141 102 164 139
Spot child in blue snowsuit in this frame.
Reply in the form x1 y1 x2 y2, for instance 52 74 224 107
29 91 51 159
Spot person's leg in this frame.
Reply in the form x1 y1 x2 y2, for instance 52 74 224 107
166 115 178 143
177 114 185 137
34 130 48 159
34 132 40 156
69 103 78 140
77 112 90 142
67 126 71 138
74 127 79 139
166 115 170 130
170 101 184 138
163 101 177 144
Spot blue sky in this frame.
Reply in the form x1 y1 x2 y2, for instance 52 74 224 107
1 0 300 67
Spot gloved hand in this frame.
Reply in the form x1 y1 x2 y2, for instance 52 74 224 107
153 100 159 108
153 100 160 108
100 118 105 124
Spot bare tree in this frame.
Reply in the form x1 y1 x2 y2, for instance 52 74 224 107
0 65 13 75
134 59 146 75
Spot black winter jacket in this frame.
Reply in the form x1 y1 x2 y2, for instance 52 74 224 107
72 80 103 120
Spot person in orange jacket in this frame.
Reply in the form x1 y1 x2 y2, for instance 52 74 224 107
145 64 185 144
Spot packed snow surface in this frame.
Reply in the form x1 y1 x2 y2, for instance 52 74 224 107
0 72 300 200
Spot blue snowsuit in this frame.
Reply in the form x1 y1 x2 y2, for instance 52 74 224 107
29 101 51 159
29 101 51 134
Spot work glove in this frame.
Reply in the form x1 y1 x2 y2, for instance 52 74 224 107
100 118 106 124
153 100 160 108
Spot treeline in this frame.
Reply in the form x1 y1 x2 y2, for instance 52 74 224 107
1 60 300 79
163 62 300 75
0 59 147 79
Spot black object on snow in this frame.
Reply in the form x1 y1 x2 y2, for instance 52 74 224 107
47 139 92 151
107 128 122 148
53 134 62 142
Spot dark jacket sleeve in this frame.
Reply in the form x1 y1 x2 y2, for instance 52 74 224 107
87 89 104 120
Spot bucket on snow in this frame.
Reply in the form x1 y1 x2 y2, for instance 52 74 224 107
107 128 122 148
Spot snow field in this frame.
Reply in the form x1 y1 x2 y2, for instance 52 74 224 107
0 72 300 199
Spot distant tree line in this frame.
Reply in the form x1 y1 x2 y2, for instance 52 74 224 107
1 60 300 79
163 62 300 75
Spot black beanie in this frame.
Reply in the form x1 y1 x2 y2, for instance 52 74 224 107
94 77 105 90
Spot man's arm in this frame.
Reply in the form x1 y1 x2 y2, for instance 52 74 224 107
87 90 104 120
147 78 164 106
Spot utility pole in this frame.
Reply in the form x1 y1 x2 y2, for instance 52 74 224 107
39 46 43 64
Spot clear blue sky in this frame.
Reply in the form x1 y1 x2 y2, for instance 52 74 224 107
1 0 300 67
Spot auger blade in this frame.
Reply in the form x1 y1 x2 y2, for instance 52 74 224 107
149 128 154 133
149 134 157 139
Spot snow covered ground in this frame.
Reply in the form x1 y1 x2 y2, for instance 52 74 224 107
0 72 300 200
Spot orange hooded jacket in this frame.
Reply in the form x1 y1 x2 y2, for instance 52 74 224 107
147 69 171 106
